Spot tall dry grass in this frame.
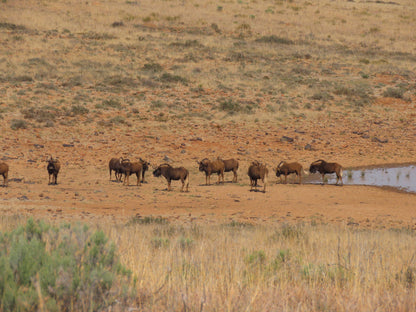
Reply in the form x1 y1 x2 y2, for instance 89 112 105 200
2 214 416 310
103 218 416 311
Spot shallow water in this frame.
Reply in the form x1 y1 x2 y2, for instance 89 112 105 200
307 165 416 193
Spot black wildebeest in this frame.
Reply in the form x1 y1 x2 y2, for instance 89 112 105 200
153 164 189 192
139 158 150 183
309 159 343 185
248 161 268 192
197 158 225 185
47 156 60 185
0 162 9 187
119 161 143 186
217 157 239 182
109 157 129 182
275 161 304 184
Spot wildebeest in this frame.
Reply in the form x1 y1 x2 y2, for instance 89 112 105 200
109 157 129 182
0 162 9 187
120 161 143 186
218 157 239 182
275 161 304 184
309 159 343 185
139 158 150 183
197 158 225 185
153 164 189 192
47 156 60 185
248 161 268 192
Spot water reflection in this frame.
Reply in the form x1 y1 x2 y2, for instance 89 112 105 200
307 165 416 193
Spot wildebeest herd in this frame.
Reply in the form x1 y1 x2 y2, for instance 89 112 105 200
0 156 343 193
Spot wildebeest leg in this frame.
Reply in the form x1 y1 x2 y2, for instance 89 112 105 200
4 172 8 187
298 172 302 184
48 174 51 185
136 173 141 186
336 174 343 186
54 173 58 185
321 174 325 184
284 175 288 184
167 179 172 191
233 170 237 183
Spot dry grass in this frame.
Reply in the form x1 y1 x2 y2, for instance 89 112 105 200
2 215 416 310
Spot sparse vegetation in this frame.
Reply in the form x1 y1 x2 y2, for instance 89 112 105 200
2 218 414 311
10 119 28 130
383 87 404 99
0 219 135 311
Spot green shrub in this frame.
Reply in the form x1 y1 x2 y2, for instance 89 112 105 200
142 62 163 72
0 219 135 311
70 105 89 116
21 107 59 122
10 119 28 130
109 116 126 124
255 35 294 45
383 87 404 99
218 99 255 115
158 73 188 85
96 98 122 110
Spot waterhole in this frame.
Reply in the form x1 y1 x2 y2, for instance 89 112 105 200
306 164 416 193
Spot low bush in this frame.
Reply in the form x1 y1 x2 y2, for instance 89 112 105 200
255 35 294 45
383 87 404 99
10 119 28 130
0 219 136 311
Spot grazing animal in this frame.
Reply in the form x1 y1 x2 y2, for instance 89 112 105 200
153 164 189 192
309 159 343 185
139 158 150 183
47 156 60 185
218 157 239 182
248 161 269 192
109 157 129 182
275 161 304 184
120 161 143 186
0 162 9 187
198 158 225 185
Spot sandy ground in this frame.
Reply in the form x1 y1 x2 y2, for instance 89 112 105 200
1 156 415 229
1 95 415 229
